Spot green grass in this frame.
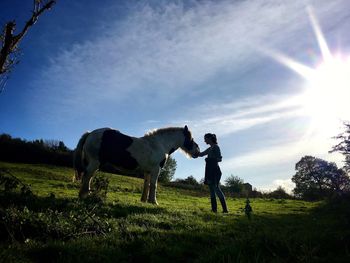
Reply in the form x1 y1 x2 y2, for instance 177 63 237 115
1 161 349 263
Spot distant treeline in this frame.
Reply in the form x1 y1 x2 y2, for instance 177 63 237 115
165 176 293 199
0 134 149 177
0 134 73 167
0 134 159 178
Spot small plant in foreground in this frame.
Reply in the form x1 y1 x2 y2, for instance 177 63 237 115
0 168 33 198
244 198 252 220
89 174 109 202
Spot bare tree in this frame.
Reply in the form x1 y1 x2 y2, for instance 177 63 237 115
0 0 56 92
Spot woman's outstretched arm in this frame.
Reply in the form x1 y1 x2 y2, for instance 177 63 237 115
197 148 210 157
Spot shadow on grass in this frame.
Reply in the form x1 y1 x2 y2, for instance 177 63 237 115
0 191 166 217
1 192 350 263
20 206 350 263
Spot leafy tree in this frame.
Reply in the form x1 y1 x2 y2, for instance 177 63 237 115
0 0 56 92
292 155 350 200
158 156 177 183
330 122 350 173
225 175 244 194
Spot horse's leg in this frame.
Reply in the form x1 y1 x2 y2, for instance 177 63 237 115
148 168 160 205
141 173 150 202
79 160 99 199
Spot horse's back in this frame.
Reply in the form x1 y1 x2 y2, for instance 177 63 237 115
97 129 139 170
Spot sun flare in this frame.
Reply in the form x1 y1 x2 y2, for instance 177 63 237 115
298 56 350 137
263 6 350 137
302 56 350 121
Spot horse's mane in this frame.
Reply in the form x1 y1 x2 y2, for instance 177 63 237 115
144 127 191 138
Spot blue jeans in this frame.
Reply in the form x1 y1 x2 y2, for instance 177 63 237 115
208 183 228 213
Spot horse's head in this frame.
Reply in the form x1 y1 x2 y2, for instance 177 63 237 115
181 125 200 158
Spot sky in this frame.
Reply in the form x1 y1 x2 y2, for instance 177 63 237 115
1 0 350 193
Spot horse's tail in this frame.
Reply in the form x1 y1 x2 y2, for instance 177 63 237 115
73 132 90 181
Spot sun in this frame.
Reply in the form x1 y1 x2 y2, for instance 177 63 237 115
262 6 350 137
299 56 350 136
302 56 350 121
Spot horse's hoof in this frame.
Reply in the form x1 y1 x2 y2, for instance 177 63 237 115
141 198 147 203
148 200 159 205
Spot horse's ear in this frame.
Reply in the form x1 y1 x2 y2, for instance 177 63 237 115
184 125 188 131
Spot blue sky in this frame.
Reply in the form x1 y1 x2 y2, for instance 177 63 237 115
1 0 350 192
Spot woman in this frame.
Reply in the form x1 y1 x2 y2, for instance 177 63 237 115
195 133 228 213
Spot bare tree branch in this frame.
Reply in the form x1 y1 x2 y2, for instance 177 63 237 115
0 0 56 91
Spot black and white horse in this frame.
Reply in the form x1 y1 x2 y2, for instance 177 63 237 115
74 125 200 204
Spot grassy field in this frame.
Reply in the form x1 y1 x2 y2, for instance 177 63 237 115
0 161 349 262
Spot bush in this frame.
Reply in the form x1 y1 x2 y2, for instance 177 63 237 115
0 170 112 243
0 168 34 198
90 174 109 201
174 175 199 186
267 186 292 199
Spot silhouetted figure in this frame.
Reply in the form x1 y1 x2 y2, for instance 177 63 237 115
195 133 228 213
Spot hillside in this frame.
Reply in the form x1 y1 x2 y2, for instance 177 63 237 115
1 161 349 262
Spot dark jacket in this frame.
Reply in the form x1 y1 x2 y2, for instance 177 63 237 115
204 158 222 185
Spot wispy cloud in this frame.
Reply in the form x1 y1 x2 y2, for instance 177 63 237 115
223 128 343 165
223 141 303 170
186 94 306 137
29 0 346 122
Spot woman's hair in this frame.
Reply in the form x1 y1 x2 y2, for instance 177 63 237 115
204 133 218 144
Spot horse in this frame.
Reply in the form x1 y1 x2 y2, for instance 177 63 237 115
73 125 200 204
